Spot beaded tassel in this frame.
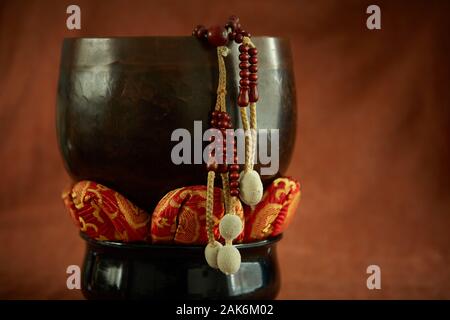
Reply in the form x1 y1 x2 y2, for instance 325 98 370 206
194 15 265 274
204 46 242 275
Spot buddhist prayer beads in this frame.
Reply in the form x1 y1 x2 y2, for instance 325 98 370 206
193 16 264 274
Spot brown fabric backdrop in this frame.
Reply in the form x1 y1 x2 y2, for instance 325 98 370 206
1 0 449 299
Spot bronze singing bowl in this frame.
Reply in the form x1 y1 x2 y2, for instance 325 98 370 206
57 37 296 212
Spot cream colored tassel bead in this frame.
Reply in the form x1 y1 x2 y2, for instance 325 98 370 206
217 245 241 275
239 170 263 206
204 241 223 269
219 214 243 241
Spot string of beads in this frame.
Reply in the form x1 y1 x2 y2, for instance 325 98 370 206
193 16 264 275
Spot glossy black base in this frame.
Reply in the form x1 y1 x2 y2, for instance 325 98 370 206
81 234 282 300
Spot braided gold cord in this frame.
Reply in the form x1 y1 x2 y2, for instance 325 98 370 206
240 108 252 172
243 36 256 49
206 171 216 244
216 46 228 112
249 102 257 171
221 173 231 214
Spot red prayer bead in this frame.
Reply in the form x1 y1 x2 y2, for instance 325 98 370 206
207 25 229 47
249 65 258 73
249 56 258 64
196 28 207 38
248 48 258 56
217 120 228 129
239 62 250 70
249 73 258 82
249 84 259 102
230 172 240 180
239 45 248 53
229 164 239 171
239 78 250 87
239 53 249 61
239 70 250 78
218 164 228 173
238 87 249 107
230 181 239 189
230 189 239 197
235 33 243 43
225 21 238 31
193 25 206 38
240 30 250 37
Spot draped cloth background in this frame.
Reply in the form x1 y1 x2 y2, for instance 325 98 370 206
0 0 449 299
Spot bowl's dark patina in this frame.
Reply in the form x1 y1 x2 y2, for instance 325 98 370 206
57 36 297 212
57 36 296 300
81 233 281 300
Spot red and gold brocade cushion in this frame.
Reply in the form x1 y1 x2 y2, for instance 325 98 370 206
62 177 301 244
150 186 245 244
62 181 150 242
244 178 301 241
